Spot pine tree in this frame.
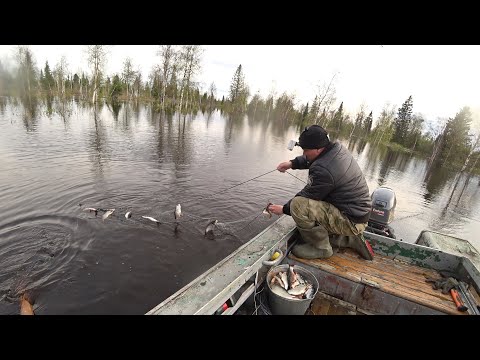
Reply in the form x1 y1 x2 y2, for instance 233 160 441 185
392 95 413 145
308 96 319 123
438 107 472 164
364 111 373 134
228 64 249 113
302 103 309 122
331 101 344 130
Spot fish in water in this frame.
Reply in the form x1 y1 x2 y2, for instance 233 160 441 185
174 204 182 220
84 207 98 216
20 294 34 315
102 209 115 221
142 216 160 224
204 220 218 238
125 211 132 219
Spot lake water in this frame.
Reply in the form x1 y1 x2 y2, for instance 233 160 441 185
1 97 479 314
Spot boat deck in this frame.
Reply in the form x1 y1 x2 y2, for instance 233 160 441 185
289 248 466 315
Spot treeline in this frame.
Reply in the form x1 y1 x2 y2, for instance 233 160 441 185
1 46 478 175
0 45 217 114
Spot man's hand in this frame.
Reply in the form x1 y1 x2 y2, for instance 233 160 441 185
277 161 292 173
267 204 284 216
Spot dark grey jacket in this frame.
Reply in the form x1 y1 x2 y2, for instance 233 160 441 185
283 142 371 224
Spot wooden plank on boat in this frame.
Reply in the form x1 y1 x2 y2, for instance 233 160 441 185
146 215 296 315
290 250 467 315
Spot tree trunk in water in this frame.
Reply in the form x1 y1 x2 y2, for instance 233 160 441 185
412 136 418 152
184 88 190 114
161 82 167 110
349 123 356 140
459 135 480 173
444 144 454 165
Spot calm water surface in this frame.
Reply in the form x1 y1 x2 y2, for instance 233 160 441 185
1 97 479 314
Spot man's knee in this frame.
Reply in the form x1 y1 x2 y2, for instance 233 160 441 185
290 197 310 225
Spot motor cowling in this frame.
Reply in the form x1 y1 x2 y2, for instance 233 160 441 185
366 186 397 239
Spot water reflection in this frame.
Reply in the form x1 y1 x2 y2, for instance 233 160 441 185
20 95 38 131
110 100 122 121
223 112 244 152
173 114 193 168
423 162 456 202
0 96 6 114
44 95 54 118
88 107 108 179
378 147 397 185
55 98 72 125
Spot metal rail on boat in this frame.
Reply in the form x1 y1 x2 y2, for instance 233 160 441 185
146 216 297 315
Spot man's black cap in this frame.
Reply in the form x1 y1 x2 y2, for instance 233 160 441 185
298 125 330 149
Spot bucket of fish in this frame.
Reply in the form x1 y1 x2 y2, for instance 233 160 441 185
266 264 318 315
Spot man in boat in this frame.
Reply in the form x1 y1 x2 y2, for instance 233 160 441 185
267 125 374 261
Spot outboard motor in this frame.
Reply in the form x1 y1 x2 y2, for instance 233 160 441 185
365 186 397 239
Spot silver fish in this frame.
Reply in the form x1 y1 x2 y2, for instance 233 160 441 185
84 207 98 216
280 272 289 291
271 284 300 300
204 220 218 237
174 204 182 219
287 265 297 289
290 279 300 289
262 202 273 218
296 273 305 285
287 283 308 296
102 209 115 221
142 216 160 224
272 275 285 289
304 284 315 299
125 211 132 219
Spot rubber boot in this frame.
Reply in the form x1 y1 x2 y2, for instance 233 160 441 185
329 233 374 260
292 226 333 259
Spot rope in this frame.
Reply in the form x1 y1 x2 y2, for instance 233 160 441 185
394 212 423 222
286 170 307 184
236 209 268 233
179 169 278 206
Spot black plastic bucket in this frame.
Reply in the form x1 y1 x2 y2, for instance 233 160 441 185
266 264 319 315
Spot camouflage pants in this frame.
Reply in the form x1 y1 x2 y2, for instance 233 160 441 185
290 196 366 236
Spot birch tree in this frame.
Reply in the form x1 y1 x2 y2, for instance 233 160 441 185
122 57 135 100
158 45 176 109
15 46 37 100
426 117 448 167
54 56 68 98
313 72 338 125
266 82 277 122
372 104 396 146
86 45 108 104
208 82 216 109
177 45 203 114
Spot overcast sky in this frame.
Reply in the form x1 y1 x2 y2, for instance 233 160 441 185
1 45 479 124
